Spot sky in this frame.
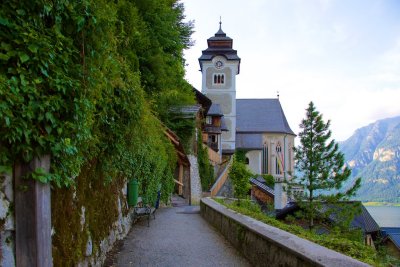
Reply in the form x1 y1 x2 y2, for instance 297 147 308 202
181 0 400 141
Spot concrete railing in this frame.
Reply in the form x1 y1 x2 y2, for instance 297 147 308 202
209 157 232 197
200 198 370 267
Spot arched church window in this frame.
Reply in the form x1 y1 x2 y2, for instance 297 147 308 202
262 143 268 174
213 74 225 85
276 143 282 153
276 143 282 175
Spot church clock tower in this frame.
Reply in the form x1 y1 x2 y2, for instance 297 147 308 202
199 22 241 154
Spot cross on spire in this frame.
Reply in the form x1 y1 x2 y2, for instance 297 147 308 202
219 16 222 30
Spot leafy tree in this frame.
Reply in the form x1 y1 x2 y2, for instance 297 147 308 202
229 155 252 204
294 102 361 229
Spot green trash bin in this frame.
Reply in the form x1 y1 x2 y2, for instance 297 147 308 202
128 179 138 207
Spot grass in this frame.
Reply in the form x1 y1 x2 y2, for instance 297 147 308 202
214 198 383 266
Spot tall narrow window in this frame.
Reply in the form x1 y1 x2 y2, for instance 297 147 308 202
276 143 282 175
262 144 268 174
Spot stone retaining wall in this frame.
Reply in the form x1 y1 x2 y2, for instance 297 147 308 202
200 198 370 267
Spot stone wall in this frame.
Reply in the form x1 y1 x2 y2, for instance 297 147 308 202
188 155 202 205
0 173 15 266
200 198 370 267
0 162 135 267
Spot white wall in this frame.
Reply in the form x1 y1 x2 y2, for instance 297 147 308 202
245 150 262 174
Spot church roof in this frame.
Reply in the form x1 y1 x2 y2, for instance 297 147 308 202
236 99 295 135
236 133 263 149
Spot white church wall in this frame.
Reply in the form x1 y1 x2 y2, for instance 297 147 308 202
245 150 262 174
262 134 295 180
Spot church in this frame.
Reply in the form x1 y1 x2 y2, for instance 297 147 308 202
199 23 296 209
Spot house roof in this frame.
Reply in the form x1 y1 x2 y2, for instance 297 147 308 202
276 202 380 234
351 205 380 233
180 105 201 116
207 103 223 116
384 234 400 249
381 227 400 249
193 88 211 114
250 176 274 196
236 99 295 135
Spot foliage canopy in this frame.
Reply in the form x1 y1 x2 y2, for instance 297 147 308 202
0 0 194 203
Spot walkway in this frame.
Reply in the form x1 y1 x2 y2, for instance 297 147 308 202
104 197 250 267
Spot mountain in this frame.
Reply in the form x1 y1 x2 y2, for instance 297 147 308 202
339 116 400 203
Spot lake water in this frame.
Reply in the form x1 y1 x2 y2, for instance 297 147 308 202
365 206 400 227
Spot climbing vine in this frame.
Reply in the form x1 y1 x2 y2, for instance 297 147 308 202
0 0 193 191
197 131 214 191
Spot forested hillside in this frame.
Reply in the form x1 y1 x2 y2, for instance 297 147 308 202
340 116 400 203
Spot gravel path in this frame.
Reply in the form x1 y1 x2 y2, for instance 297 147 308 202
104 203 251 267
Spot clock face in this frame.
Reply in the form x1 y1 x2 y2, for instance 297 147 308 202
215 60 224 69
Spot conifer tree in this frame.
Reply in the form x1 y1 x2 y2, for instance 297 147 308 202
294 102 361 229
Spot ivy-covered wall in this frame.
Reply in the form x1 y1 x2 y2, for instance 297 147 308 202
51 160 128 266
0 0 195 264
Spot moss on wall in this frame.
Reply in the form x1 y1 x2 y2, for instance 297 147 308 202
51 160 127 266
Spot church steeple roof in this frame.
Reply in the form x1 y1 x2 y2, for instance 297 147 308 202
199 21 240 72
206 21 233 48
215 19 226 37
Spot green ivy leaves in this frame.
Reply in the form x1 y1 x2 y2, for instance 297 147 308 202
0 0 192 199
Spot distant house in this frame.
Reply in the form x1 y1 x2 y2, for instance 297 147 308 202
381 227 400 258
276 202 380 247
203 103 228 157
